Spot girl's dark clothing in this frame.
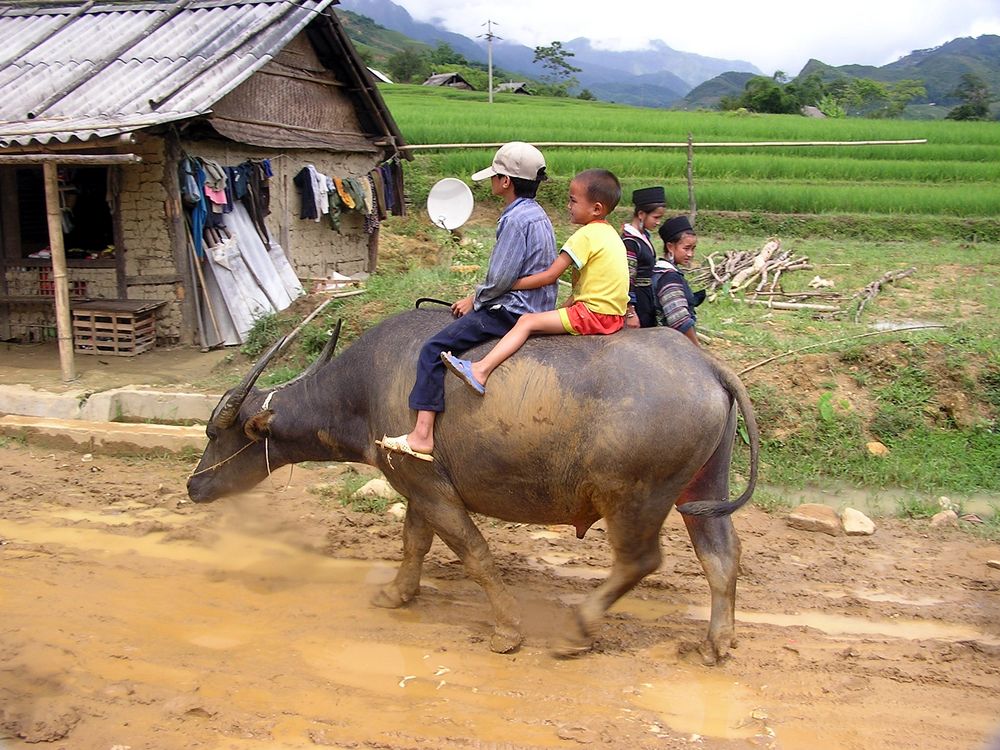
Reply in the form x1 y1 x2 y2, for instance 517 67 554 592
621 224 658 327
652 258 704 333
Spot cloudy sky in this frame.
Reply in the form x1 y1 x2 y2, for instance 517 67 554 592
394 0 1000 76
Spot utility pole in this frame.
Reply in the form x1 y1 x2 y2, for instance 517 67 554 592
479 20 500 104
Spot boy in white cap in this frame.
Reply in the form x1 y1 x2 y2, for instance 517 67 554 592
377 142 557 461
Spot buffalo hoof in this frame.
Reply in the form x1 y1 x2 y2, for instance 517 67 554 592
490 627 523 654
550 638 593 659
551 608 594 658
371 584 413 609
698 635 735 666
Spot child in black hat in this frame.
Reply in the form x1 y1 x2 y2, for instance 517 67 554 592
653 215 705 347
621 186 667 328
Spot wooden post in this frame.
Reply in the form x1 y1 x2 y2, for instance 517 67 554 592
163 132 197 346
42 161 76 382
687 132 697 223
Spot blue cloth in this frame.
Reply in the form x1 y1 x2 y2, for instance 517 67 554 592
189 160 208 258
408 306 519 412
473 197 557 316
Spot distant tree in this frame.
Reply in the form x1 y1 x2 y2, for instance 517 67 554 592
946 73 991 120
428 42 467 67
577 88 596 101
817 94 846 118
882 80 926 117
532 41 581 94
833 78 925 118
729 76 798 114
386 47 428 83
785 72 826 108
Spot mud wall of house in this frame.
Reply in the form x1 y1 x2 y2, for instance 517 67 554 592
184 140 376 281
3 134 380 345
119 133 182 342
2 268 117 341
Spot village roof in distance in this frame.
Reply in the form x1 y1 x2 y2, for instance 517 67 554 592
0 0 347 147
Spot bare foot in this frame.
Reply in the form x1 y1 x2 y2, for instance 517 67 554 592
405 431 433 455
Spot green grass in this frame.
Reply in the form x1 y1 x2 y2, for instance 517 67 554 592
309 469 399 513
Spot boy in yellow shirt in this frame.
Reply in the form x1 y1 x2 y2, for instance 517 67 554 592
442 168 629 395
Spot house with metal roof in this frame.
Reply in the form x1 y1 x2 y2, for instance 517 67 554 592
494 82 532 95
0 0 407 372
422 72 475 90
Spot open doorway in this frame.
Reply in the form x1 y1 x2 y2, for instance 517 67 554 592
2 165 114 260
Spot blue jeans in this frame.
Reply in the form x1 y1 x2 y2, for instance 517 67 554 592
408 306 520 412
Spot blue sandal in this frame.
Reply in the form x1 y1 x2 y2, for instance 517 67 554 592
440 352 486 396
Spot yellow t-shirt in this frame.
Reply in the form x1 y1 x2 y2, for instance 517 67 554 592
560 220 629 316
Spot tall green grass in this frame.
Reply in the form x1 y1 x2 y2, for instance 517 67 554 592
382 85 1000 223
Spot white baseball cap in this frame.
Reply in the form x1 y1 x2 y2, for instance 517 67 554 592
471 141 546 181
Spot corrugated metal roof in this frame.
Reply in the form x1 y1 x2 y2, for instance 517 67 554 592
0 0 337 146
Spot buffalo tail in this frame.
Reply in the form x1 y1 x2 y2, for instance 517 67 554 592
675 359 760 518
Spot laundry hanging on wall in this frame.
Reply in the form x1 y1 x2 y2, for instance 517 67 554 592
179 155 303 347
292 157 404 236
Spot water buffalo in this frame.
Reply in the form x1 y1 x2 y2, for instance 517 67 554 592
188 306 759 664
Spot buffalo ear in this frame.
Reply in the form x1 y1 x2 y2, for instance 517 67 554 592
244 410 274 441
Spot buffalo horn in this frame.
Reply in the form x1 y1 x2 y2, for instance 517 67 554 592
302 318 342 379
276 319 343 389
214 335 288 429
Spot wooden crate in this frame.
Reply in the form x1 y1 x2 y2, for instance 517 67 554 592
72 300 165 357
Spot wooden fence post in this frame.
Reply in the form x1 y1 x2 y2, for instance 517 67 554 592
687 132 697 223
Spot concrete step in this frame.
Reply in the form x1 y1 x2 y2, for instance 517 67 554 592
0 414 207 455
0 383 221 423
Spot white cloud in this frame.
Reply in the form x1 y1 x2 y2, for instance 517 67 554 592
397 0 1000 76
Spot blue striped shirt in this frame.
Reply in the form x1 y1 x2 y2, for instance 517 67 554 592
474 197 557 315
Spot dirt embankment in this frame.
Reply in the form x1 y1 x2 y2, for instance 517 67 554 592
1 445 999 750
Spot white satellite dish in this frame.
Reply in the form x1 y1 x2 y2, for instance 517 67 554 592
426 178 474 230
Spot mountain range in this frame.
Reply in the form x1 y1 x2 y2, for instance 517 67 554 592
338 0 1000 113
336 0 759 106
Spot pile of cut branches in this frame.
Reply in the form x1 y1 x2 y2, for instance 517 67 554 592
690 238 842 311
688 238 914 318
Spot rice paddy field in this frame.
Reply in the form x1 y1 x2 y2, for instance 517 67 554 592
381 85 1000 237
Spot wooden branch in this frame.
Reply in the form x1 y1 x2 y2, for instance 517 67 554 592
739 324 947 376
853 267 916 323
740 299 841 312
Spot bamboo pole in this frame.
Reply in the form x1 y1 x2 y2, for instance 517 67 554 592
0 154 141 165
401 139 928 151
42 161 75 382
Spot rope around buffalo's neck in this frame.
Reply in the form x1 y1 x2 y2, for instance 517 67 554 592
264 436 294 492
188 437 292 492
188 439 258 478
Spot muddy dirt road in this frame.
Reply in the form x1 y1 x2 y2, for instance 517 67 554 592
1 444 998 750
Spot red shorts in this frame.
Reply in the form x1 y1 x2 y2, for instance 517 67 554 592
559 301 625 335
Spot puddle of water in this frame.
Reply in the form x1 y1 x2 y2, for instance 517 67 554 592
612 597 1000 645
810 583 947 607
0 516 392 583
630 669 761 740
45 505 185 526
526 555 607 581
